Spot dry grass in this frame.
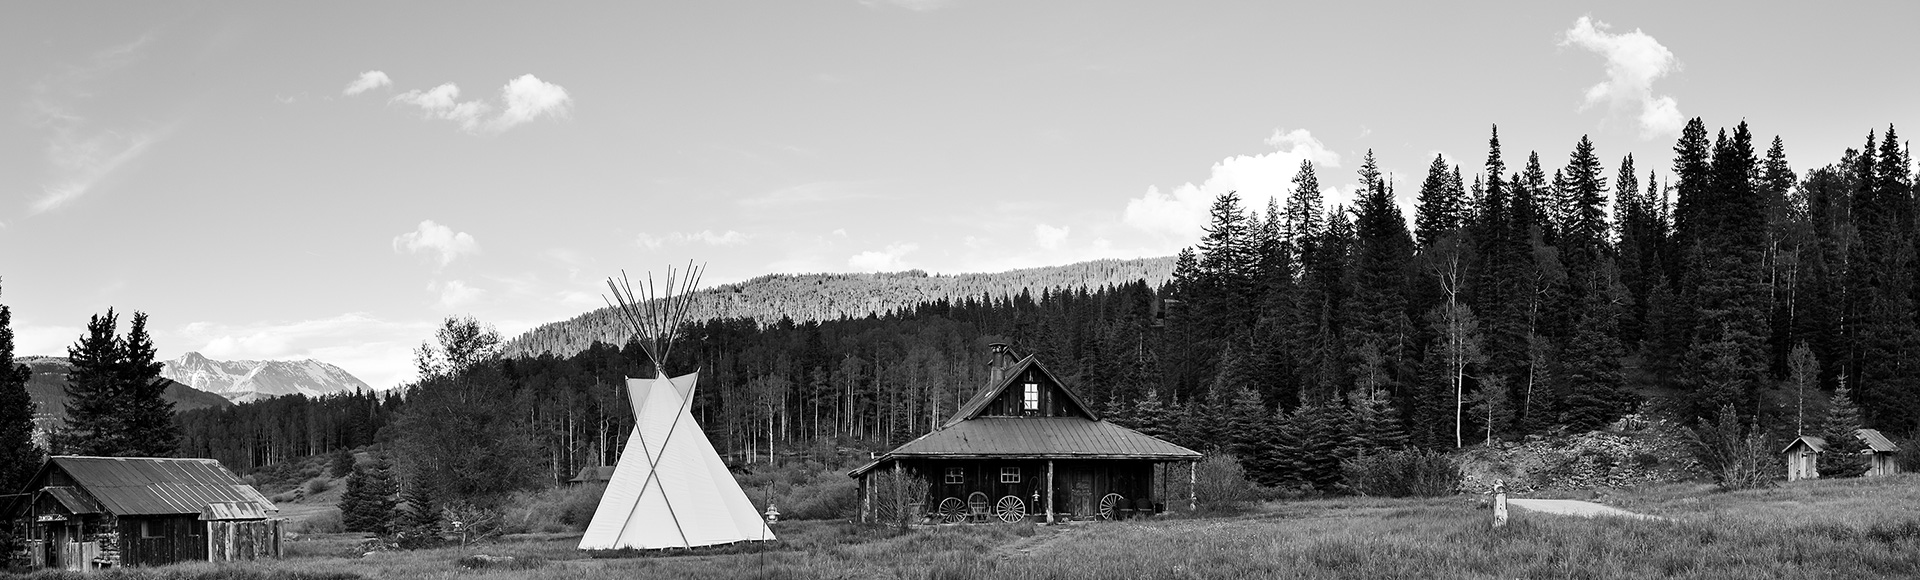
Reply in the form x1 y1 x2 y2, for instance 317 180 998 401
11 476 1919 579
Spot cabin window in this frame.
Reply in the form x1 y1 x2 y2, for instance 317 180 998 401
945 467 964 485
1022 383 1040 412
140 520 161 539
1000 467 1021 483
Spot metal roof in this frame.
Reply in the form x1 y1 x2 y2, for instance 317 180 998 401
41 486 104 514
944 355 1100 428
1855 429 1901 453
1783 435 1827 454
201 501 277 521
43 456 276 517
850 417 1199 476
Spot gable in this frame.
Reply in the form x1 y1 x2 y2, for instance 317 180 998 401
27 456 276 517
943 355 1099 428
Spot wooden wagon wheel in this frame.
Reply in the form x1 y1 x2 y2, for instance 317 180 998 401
937 497 967 524
995 495 1026 523
1098 493 1125 520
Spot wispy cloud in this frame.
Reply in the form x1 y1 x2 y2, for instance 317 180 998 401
849 243 919 272
1561 15 1684 139
392 220 480 267
388 74 571 134
342 70 392 96
431 279 486 309
1034 223 1070 250
635 230 751 249
1123 128 1340 243
27 33 170 214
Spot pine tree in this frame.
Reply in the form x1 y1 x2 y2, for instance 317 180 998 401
0 280 42 492
1284 160 1326 260
1818 382 1868 478
62 310 125 455
1415 154 1464 249
331 445 357 479
1346 389 1407 453
342 454 398 534
118 312 177 457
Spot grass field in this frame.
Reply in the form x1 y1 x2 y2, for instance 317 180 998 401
8 475 1919 579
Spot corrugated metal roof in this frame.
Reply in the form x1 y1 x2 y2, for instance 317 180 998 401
1855 429 1900 453
1783 435 1827 454
48 456 276 517
200 501 276 521
851 417 1200 475
944 356 1100 428
41 486 104 514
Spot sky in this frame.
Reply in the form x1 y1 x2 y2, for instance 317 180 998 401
3 1 1916 390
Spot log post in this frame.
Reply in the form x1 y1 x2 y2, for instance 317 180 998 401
1045 459 1055 524
860 473 872 524
1187 460 1197 512
893 462 905 528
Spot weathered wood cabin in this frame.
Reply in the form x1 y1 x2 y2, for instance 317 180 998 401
2 456 283 570
1782 429 1903 482
850 345 1201 523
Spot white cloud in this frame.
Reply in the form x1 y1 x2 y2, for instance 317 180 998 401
1123 128 1341 242
342 70 392 96
432 279 486 309
494 74 572 130
1561 16 1684 139
388 74 571 134
392 220 480 267
849 243 919 272
33 132 162 213
1034 223 1070 250
12 324 82 357
178 314 435 390
635 230 752 250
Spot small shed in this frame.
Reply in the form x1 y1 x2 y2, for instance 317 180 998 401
1780 429 1902 482
3 456 283 570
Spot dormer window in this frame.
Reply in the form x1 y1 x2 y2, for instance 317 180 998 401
1022 383 1039 412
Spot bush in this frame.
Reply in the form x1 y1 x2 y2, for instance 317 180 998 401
296 509 345 534
1191 454 1262 507
303 477 333 496
1687 405 1776 490
1342 449 1462 497
500 484 606 534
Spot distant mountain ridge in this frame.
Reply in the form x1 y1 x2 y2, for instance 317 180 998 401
18 356 232 421
505 256 1176 358
161 352 371 403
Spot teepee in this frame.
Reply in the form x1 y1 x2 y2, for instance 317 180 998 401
579 264 775 550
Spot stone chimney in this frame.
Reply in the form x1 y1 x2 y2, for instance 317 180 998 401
988 342 1011 383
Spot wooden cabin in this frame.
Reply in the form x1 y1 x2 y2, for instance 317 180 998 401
2 456 283 570
1781 429 1902 482
850 345 1201 523
567 466 616 487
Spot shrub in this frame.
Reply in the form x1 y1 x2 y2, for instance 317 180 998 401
296 509 345 534
500 484 606 534
1686 405 1776 490
1191 454 1262 507
303 477 333 496
1343 448 1462 497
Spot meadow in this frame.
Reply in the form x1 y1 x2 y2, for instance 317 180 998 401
6 475 1919 580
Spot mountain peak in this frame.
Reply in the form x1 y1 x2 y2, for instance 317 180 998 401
161 354 372 402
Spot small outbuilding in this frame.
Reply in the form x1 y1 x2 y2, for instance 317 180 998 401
3 456 283 571
567 466 616 486
1781 429 1902 482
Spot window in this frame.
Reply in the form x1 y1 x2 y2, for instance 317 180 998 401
1000 467 1021 483
945 467 964 485
140 520 161 539
1022 383 1040 412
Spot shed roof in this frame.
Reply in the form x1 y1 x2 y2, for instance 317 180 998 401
37 456 276 517
570 466 616 483
1783 435 1827 454
1855 429 1900 453
849 417 1200 476
41 486 104 515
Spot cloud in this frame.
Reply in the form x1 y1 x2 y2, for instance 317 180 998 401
27 33 169 214
635 230 751 250
388 74 571 134
737 181 874 210
849 243 919 272
1560 16 1684 139
1034 224 1070 250
12 324 83 357
342 70 392 96
392 220 480 267
1123 128 1341 242
432 279 486 309
177 314 435 389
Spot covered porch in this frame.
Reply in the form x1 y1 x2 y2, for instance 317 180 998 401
852 455 1197 524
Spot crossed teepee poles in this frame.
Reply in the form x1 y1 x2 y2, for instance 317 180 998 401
578 263 774 550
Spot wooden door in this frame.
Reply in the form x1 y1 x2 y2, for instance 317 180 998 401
45 524 65 569
1069 472 1093 517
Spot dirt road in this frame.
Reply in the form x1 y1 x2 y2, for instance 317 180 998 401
1506 498 1661 520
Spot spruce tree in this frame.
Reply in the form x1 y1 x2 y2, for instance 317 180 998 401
0 281 41 492
118 313 177 457
1818 382 1868 478
62 310 125 455
342 454 398 534
1415 154 1462 249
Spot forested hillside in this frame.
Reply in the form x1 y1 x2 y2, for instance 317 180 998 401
503 257 1174 358
22 356 231 419
178 118 1920 502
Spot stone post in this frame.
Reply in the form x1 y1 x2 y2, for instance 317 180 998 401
1491 479 1508 528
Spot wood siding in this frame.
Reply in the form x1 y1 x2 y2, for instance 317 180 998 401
906 459 1155 518
978 369 1084 419
118 515 207 567
208 519 284 562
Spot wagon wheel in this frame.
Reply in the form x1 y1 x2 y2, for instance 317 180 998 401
1098 493 1125 520
937 497 967 524
995 495 1026 523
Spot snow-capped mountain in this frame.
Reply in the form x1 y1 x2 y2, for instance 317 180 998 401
161 352 372 402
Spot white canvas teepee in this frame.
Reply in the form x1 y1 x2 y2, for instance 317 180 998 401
578 265 775 550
